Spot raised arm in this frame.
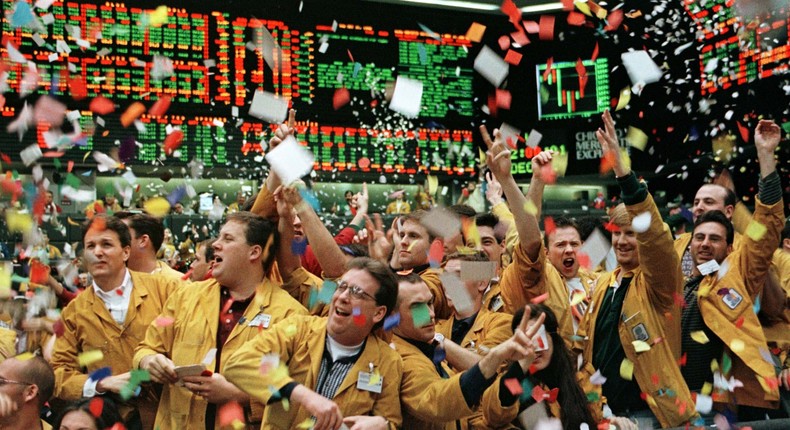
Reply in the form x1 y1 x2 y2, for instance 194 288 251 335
281 185 349 279
596 110 680 311
479 125 542 259
250 109 296 219
486 172 519 258
274 186 302 278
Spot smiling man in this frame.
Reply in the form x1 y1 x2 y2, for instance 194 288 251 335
51 215 181 429
224 258 403 430
133 212 306 429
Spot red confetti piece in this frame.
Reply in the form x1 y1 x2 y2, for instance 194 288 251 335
500 0 522 24
561 0 574 11
603 221 620 232
181 270 192 281
218 401 245 428
155 316 174 327
575 58 587 78
29 260 50 285
677 352 687 366
737 121 750 143
577 252 591 269
358 157 371 169
428 240 444 266
539 164 557 184
542 57 553 81
148 96 172 116
497 35 510 50
0 94 5 109
108 423 126 430
332 87 350 110
347 49 354 63
567 11 586 26
121 102 146 127
530 292 549 304
605 9 624 31
510 29 529 46
543 216 556 236
68 77 88 101
504 49 523 65
495 89 512 110
538 15 555 41
651 374 659 385
0 153 10 164
67 160 74 173
164 130 185 156
353 313 366 326
89 96 115 115
591 42 600 61
673 292 686 309
599 151 616 174
89 397 104 418
735 316 745 328
504 378 523 395
115 288 123 296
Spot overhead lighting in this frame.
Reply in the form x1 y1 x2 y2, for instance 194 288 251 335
396 0 564 14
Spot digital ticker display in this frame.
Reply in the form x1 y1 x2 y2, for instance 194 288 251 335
0 0 478 175
535 58 610 121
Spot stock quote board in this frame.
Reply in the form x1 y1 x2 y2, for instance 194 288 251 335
0 0 481 176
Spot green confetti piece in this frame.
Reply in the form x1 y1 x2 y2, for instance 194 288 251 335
316 280 337 305
65 173 81 188
411 302 431 328
586 391 600 402
722 352 732 375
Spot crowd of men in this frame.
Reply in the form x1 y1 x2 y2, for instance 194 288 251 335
0 111 788 430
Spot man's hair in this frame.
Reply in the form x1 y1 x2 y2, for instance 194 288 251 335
400 210 435 242
445 250 488 263
241 193 257 212
475 213 504 242
781 220 790 245
197 238 217 261
225 212 279 274
346 257 398 330
694 210 734 245
81 215 131 248
395 271 426 307
723 187 737 207
114 211 165 251
543 215 581 247
17 355 54 409
608 204 632 228
449 204 477 219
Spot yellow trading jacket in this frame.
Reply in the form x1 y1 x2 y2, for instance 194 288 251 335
223 315 403 430
576 194 696 428
279 266 328 316
491 201 519 269
695 197 784 409
393 334 501 430
500 242 596 349
51 271 181 427
435 311 513 429
132 278 307 430
435 311 513 361
420 267 453 320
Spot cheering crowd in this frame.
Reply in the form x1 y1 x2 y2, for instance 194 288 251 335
0 110 787 430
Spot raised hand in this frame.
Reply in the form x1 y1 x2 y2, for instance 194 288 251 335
269 109 296 151
755 119 780 178
479 125 512 181
595 110 629 177
485 171 504 206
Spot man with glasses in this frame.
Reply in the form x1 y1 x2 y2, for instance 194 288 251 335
133 212 306 429
224 258 403 430
0 355 55 430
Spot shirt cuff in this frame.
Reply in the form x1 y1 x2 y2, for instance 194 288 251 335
498 362 527 406
758 170 782 205
273 382 299 403
617 172 648 205
83 378 104 398
459 363 496 408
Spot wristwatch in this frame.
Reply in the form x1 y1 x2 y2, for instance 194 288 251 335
432 333 445 349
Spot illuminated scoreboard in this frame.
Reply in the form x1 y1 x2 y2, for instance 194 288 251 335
684 0 790 95
0 0 477 175
535 58 610 121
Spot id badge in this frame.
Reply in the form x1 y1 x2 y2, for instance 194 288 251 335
248 313 271 328
356 371 383 394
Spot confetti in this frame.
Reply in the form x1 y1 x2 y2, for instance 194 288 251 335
383 313 400 331
249 90 288 124
459 261 497 282
730 339 744 353
148 96 171 116
690 331 709 344
420 207 461 240
163 130 184 156
538 15 555 41
745 221 767 242
389 76 423 118
579 229 610 270
630 212 651 233
440 272 474 315
465 23 486 42
219 401 245 428
89 397 104 418
332 87 350 110
632 340 651 353
143 197 171 217
621 50 663 87
265 136 314 185
695 393 713 414
291 238 307 256
474 46 508 87
619 358 634 380
120 102 145 127
504 378 523 395
530 292 549 304
590 370 607 385
428 240 444 268
78 350 104 367
411 302 431 328
155 316 174 327
626 127 648 151
89 97 115 115
503 49 522 66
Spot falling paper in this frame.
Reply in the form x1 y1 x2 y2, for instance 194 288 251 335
78 350 104 367
474 46 509 87
690 331 709 344
388 76 423 118
264 135 314 185
525 129 543 149
20 144 43 166
579 229 610 270
621 50 663 86
459 261 497 281
440 272 474 315
419 206 461 239
249 90 288 124
630 212 651 233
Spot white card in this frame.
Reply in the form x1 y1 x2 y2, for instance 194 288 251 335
697 259 720 276
460 261 497 281
420 206 461 240
265 135 314 185
20 144 42 166
389 76 423 118
621 50 663 86
474 45 509 87
440 272 474 315
579 229 611 271
525 129 543 148
249 90 288 124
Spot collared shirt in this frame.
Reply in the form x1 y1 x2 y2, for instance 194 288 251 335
566 277 588 332
451 313 478 345
92 269 133 326
315 337 365 400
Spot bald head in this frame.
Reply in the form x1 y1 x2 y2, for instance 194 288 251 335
692 184 736 222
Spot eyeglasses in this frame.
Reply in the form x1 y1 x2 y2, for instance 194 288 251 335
0 376 31 387
336 281 376 302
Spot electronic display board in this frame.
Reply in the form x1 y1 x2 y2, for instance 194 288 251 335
684 0 790 95
0 0 478 175
535 58 609 121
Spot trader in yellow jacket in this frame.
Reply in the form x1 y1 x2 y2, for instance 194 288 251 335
575 111 697 428
133 212 307 430
51 215 181 429
224 258 403 430
393 272 544 430
680 119 784 420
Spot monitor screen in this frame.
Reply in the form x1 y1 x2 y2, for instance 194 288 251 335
535 58 610 121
